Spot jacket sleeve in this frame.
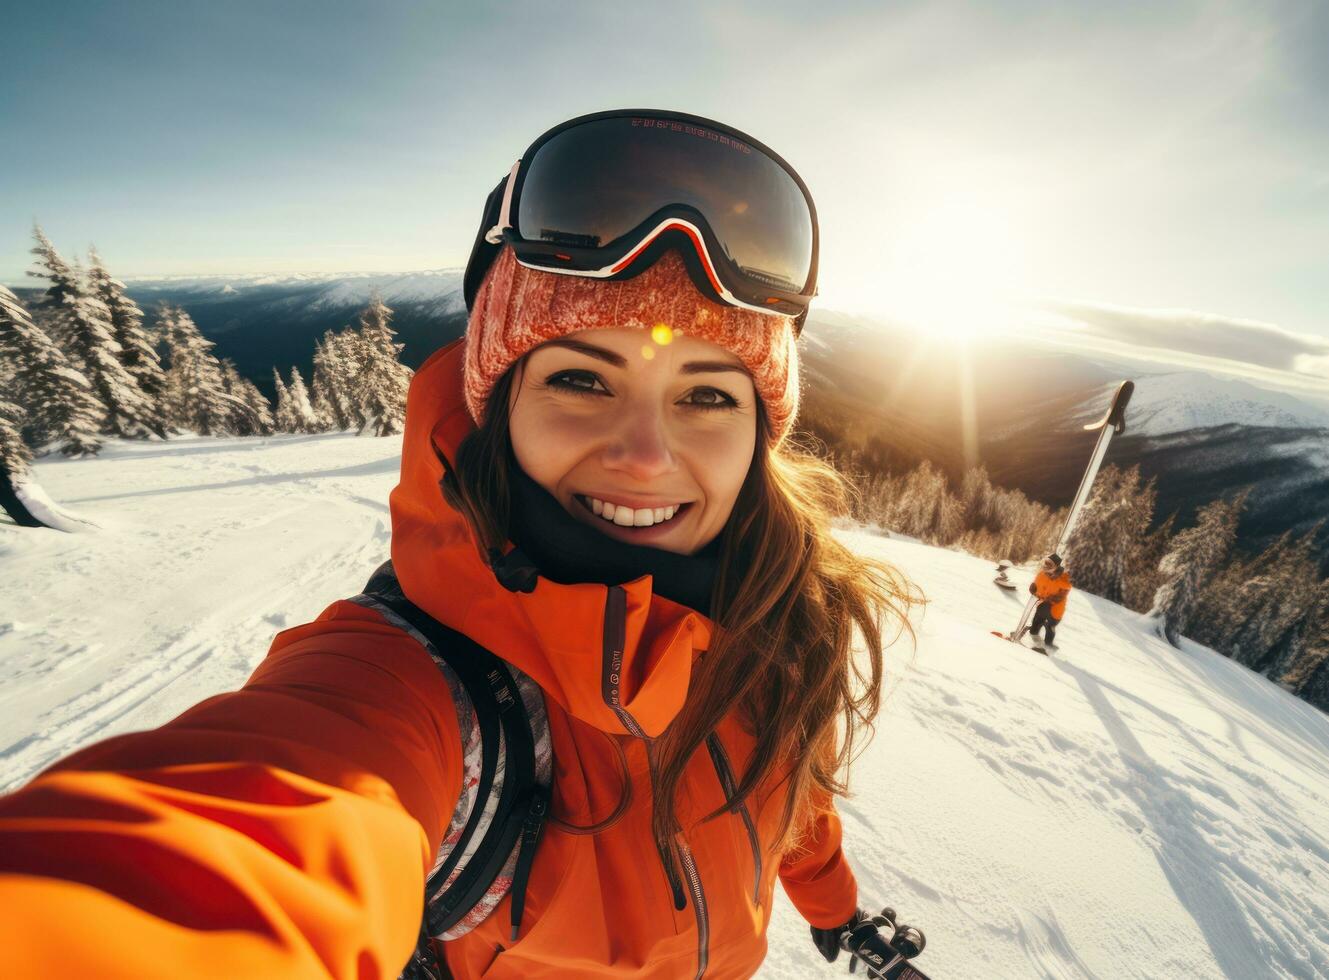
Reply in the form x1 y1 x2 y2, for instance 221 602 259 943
778 790 859 929
0 600 462 980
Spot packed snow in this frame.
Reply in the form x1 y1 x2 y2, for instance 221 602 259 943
3 433 1328 979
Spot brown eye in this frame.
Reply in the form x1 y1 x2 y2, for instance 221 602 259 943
546 370 608 396
683 387 739 411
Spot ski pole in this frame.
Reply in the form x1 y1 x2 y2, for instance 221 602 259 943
1007 380 1134 642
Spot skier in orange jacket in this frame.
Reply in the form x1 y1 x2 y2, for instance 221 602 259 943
1028 553 1073 645
0 111 923 979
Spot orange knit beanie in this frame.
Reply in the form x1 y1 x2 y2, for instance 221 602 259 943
463 246 800 445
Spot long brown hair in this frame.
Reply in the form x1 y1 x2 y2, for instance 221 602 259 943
443 358 919 854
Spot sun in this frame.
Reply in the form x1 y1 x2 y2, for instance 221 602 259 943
821 189 1036 342
889 193 1032 339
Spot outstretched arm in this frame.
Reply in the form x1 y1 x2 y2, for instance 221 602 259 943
778 792 859 930
0 600 461 979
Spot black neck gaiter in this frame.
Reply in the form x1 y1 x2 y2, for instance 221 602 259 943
506 464 720 616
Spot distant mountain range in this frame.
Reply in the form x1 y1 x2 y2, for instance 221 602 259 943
13 270 1327 566
1095 372 1329 436
801 310 1329 570
17 271 469 397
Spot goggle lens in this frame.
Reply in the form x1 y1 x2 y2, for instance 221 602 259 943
515 116 814 295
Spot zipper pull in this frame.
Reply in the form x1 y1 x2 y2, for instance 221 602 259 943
509 787 550 942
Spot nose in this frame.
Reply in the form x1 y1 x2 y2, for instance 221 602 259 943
600 400 678 482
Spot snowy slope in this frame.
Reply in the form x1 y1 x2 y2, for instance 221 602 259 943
3 435 1329 979
1077 372 1329 436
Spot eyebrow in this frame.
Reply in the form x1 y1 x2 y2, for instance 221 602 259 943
679 360 749 377
541 339 626 366
541 338 749 376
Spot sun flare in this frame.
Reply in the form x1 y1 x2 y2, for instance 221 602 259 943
884 193 1031 340
822 187 1036 342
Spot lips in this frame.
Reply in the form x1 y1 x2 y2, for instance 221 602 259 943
576 494 692 529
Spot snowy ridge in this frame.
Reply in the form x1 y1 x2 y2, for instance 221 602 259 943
3 434 1328 978
1079 371 1329 436
311 272 465 311
124 269 466 311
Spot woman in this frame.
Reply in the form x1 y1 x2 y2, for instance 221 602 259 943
0 110 917 978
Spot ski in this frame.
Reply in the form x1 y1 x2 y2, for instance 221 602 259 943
990 630 1049 656
994 380 1134 646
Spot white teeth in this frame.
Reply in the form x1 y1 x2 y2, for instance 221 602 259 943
584 496 685 528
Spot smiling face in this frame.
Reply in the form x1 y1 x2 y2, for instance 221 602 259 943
507 327 759 555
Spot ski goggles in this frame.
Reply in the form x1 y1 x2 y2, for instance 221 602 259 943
463 109 819 334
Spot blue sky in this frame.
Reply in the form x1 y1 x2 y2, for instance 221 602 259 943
4 0 1327 355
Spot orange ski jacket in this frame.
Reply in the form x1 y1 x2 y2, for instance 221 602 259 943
1032 568 1073 619
0 339 858 979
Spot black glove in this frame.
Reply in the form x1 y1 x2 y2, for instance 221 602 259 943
811 909 863 963
1028 582 1038 595
810 907 926 971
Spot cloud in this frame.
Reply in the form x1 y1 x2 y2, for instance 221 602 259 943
1043 300 1329 380
1296 353 1329 380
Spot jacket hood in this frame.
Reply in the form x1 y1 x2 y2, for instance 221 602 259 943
389 340 714 737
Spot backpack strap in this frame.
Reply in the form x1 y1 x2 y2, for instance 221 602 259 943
350 561 551 976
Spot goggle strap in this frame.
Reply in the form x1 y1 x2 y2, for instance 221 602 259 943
484 160 521 245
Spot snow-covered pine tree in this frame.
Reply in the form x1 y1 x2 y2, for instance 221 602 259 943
988 485 1064 562
1266 570 1329 682
1064 470 1118 598
351 294 412 436
1205 530 1323 672
1064 466 1159 605
1110 468 1155 605
86 247 168 436
314 329 367 431
0 393 44 527
285 367 322 433
0 392 31 479
1147 493 1246 647
29 227 157 441
1122 514 1176 613
891 461 948 539
0 284 104 456
959 466 997 533
237 374 275 436
159 305 233 436
219 359 274 436
272 368 296 432
307 341 338 431
1279 581 1329 709
157 306 184 427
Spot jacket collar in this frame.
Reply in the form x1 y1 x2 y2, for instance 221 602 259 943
389 340 714 737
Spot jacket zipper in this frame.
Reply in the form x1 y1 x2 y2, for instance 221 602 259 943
705 733 763 907
602 585 710 979
675 838 710 980
508 786 550 941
